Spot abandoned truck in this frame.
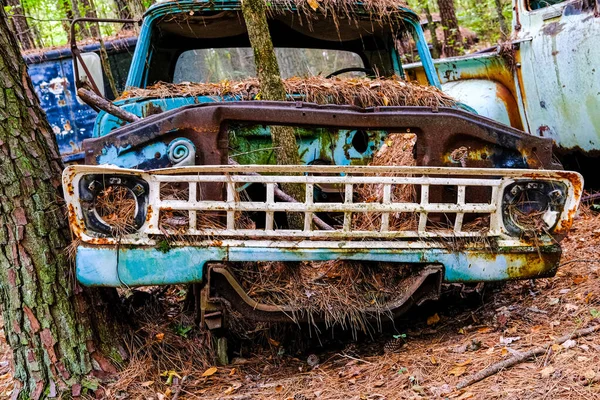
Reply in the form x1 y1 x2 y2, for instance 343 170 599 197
62 0 583 328
405 0 600 181
25 36 137 163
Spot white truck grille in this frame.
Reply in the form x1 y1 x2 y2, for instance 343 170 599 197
63 165 582 246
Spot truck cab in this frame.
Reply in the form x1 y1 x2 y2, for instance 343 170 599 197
63 0 582 328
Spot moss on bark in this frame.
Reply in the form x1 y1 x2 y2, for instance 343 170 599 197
0 8 126 399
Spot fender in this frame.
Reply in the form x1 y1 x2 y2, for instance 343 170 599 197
442 80 523 130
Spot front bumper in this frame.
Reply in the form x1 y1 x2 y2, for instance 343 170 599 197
76 242 561 286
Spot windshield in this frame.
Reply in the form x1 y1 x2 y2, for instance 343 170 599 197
173 48 366 83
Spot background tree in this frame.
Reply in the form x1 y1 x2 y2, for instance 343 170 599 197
494 0 509 37
436 0 463 56
419 0 442 58
0 8 126 398
4 0 36 50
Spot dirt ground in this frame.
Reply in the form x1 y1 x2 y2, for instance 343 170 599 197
1 209 600 399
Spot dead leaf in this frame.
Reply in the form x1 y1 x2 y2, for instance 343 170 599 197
457 392 475 400
307 0 320 10
229 368 236 376
268 337 281 347
485 347 495 355
430 355 438 365
140 381 154 387
275 385 284 393
477 327 492 333
164 388 172 397
530 325 543 333
540 366 555 378
373 380 385 388
455 359 472 367
501 347 509 357
202 367 218 377
412 385 425 394
448 366 467 377
584 370 596 380
427 313 441 326
561 339 577 349
564 303 579 312
224 386 237 395
499 336 521 345
573 276 588 285
551 343 562 352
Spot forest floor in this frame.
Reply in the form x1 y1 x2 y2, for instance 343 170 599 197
1 209 600 399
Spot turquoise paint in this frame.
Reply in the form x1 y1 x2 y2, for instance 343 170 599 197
96 141 168 169
76 245 560 287
77 246 226 286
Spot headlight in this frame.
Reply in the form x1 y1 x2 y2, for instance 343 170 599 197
502 180 567 236
79 174 149 235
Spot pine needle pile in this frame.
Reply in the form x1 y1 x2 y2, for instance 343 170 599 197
120 76 457 109
235 260 413 334
94 185 137 236
352 133 418 232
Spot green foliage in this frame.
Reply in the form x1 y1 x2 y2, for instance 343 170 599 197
172 324 193 338
17 0 511 53
156 239 171 253
407 0 512 51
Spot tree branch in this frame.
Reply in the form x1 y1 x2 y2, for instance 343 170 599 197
457 325 600 389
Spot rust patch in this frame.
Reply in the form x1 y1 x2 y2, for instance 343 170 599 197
67 204 85 239
543 22 566 36
495 83 524 130
537 125 551 137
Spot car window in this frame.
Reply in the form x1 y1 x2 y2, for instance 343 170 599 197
527 0 566 10
173 48 366 83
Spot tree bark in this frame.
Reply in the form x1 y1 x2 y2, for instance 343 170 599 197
5 0 35 51
436 0 463 57
0 10 126 399
241 0 304 228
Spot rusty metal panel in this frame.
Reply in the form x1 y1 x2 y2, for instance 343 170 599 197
82 102 560 171
515 1 600 153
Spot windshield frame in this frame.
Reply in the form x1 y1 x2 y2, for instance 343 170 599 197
125 0 441 90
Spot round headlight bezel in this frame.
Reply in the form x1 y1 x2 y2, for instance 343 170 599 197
502 180 567 236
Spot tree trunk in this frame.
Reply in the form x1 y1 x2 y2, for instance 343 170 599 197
59 0 74 37
80 0 100 38
494 0 509 38
422 1 441 59
0 10 126 399
436 0 463 57
72 0 92 38
114 0 136 31
5 0 35 51
241 0 304 228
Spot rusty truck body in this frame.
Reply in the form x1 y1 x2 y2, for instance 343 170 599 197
405 0 600 177
62 0 583 326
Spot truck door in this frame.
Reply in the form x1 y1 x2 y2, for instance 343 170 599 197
516 0 600 153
